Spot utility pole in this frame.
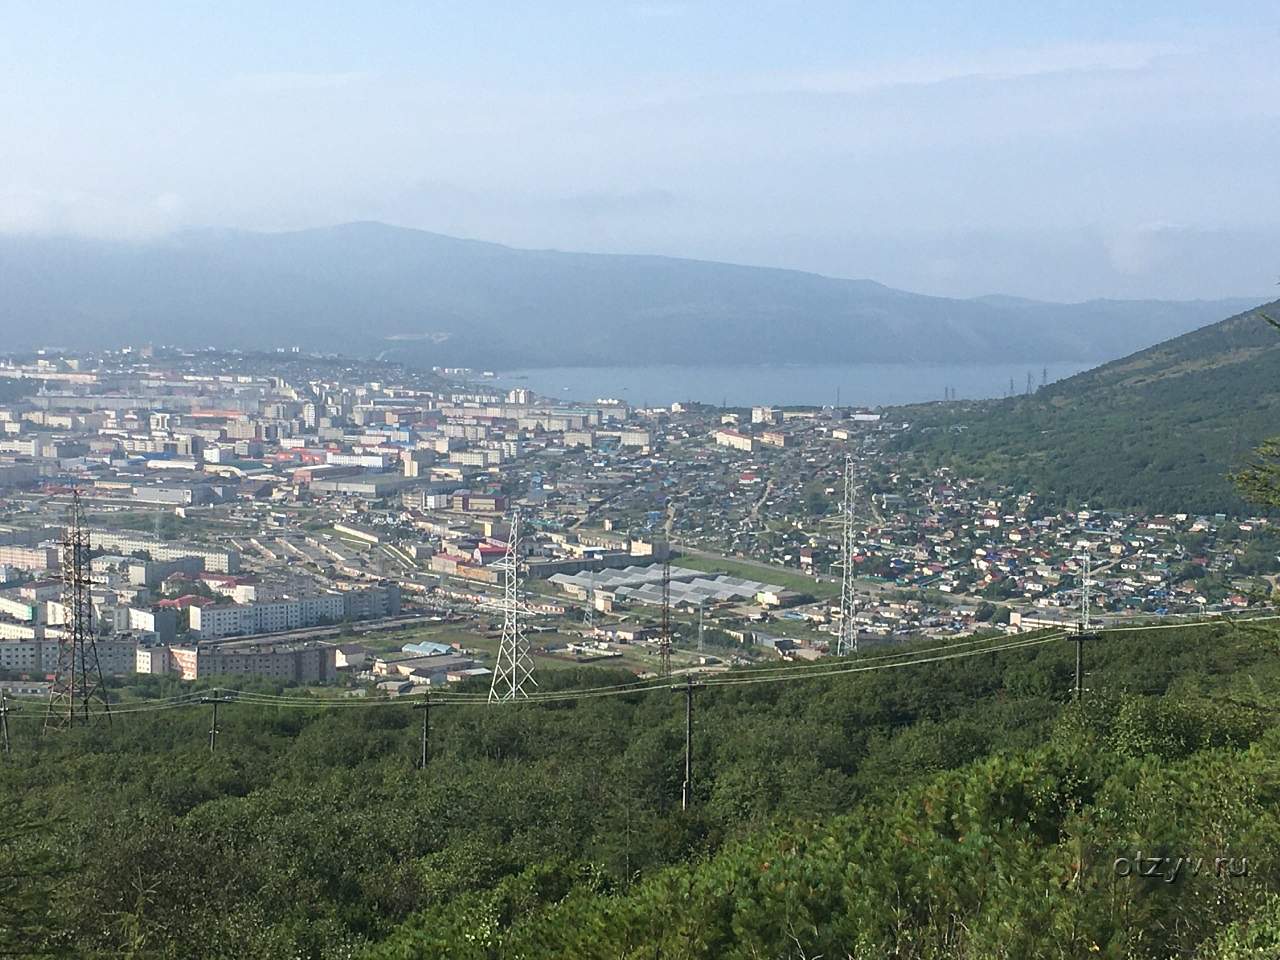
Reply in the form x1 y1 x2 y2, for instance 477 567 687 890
0 690 13 757
697 602 704 654
1072 627 1100 703
679 676 704 811
415 690 431 770
200 691 234 753
1075 630 1084 702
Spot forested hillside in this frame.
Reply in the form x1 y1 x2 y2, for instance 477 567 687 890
890 300 1280 514
4 621 1280 958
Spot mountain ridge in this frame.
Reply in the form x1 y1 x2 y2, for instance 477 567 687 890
0 221 1258 368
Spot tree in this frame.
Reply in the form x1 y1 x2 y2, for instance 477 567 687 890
0 799 64 953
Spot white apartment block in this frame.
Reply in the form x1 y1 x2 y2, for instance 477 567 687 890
190 594 346 639
90 531 241 573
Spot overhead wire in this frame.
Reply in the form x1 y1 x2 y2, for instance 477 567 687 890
7 609 1274 722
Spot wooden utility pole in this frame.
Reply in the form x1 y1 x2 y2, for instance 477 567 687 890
0 690 13 757
1073 629 1099 702
415 690 431 770
200 692 234 753
679 676 704 810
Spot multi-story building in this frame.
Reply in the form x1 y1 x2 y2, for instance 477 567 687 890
168 639 339 682
0 544 59 573
90 531 240 573
0 636 139 675
713 429 757 453
188 583 396 640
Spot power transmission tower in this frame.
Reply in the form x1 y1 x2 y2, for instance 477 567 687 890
697 602 705 654
659 555 672 677
1080 549 1093 632
45 490 112 732
488 508 536 703
584 585 595 631
837 454 858 656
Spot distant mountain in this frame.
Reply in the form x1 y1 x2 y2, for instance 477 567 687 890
0 222 1255 368
893 300 1280 514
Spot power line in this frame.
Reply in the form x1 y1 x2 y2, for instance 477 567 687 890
9 610 1277 724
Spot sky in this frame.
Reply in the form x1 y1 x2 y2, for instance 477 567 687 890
1 1 1278 301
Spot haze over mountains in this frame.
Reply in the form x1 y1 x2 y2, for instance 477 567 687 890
0 222 1256 369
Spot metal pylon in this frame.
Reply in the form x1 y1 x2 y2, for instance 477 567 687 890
659 555 672 676
488 508 536 703
837 454 858 657
45 490 112 731
1080 548 1092 632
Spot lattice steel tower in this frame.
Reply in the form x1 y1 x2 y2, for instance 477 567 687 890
1080 548 1093 632
837 454 858 657
488 508 536 703
659 555 672 676
45 490 112 731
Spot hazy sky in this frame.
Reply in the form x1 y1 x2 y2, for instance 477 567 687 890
2 1 1278 301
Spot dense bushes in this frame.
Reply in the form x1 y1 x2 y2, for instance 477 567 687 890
3 623 1279 957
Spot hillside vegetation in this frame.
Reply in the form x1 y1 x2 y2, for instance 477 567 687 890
3 621 1280 958
891 300 1280 514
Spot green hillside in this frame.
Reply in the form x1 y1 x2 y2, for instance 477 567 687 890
891 300 1280 514
4 622 1280 958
